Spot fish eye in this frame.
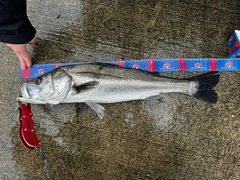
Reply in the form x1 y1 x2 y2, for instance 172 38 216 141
33 78 42 85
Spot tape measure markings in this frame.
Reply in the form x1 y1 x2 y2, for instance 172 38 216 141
20 58 240 78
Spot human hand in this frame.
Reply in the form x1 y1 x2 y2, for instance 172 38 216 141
7 36 36 70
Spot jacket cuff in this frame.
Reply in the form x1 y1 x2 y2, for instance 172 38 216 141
0 19 36 44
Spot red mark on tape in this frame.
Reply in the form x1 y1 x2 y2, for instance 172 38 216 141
116 61 125 67
230 41 240 54
54 64 61 68
179 58 186 71
21 68 30 78
147 59 156 72
210 59 217 71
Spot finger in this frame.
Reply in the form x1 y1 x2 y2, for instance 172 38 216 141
21 52 32 69
25 57 32 69
6 43 33 69
17 50 32 69
17 55 27 70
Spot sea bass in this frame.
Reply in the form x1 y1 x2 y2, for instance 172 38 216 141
20 63 219 118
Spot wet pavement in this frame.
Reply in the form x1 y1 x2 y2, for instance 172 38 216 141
0 0 240 179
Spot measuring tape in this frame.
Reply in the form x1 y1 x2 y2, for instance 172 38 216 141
20 30 240 78
20 58 240 78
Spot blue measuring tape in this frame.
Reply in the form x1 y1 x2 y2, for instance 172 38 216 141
20 58 239 79
20 30 240 79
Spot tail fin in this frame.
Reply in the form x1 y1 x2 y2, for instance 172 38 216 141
187 72 219 104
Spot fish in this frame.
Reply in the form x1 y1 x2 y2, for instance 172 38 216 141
19 63 219 118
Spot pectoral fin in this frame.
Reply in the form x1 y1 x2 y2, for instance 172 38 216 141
74 81 99 93
85 101 105 119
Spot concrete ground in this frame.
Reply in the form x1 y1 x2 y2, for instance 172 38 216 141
0 0 240 179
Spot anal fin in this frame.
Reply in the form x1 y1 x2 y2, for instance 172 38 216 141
146 94 163 103
85 101 105 119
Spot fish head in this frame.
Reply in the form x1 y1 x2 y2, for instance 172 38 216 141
21 69 73 104
21 73 54 99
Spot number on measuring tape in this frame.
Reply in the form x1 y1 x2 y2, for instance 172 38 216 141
147 59 156 72
179 58 187 71
210 59 217 71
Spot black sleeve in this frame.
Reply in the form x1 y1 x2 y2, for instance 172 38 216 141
0 0 36 44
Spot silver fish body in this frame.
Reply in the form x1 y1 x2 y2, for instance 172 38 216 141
20 63 219 118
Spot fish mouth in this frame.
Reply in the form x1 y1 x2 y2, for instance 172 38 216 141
20 82 47 104
21 82 30 98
